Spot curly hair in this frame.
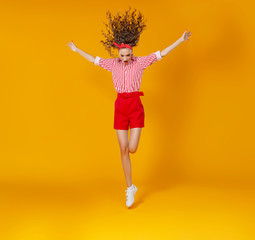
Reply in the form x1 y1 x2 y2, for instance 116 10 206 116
100 7 147 57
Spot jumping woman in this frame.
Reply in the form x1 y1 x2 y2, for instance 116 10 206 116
67 7 191 208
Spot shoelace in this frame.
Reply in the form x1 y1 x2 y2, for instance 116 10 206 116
125 188 133 199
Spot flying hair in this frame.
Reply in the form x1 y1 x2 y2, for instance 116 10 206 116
100 7 147 58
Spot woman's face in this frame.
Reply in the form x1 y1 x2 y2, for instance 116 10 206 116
119 48 132 64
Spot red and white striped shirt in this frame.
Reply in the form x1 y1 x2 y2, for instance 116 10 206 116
94 50 162 93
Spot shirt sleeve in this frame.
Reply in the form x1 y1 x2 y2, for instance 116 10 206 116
94 56 115 72
137 50 162 69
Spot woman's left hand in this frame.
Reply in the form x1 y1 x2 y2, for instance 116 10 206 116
181 29 192 41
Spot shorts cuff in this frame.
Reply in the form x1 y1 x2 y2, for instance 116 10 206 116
130 123 144 129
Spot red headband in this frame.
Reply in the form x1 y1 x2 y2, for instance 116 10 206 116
113 42 133 50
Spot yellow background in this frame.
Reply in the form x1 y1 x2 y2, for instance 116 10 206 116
1 0 255 239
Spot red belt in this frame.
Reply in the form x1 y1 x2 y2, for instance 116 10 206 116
117 91 144 99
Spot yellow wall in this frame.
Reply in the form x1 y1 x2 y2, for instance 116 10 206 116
0 0 254 187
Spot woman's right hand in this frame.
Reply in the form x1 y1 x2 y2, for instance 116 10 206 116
67 40 78 52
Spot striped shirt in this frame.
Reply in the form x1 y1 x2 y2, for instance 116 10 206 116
94 50 162 93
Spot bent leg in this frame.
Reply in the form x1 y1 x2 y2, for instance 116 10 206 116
129 127 142 154
116 129 132 187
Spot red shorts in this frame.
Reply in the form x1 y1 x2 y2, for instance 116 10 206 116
114 91 145 130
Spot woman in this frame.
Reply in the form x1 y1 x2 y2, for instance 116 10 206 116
67 8 191 208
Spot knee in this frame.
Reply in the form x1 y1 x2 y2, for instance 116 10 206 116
128 145 137 154
120 145 129 155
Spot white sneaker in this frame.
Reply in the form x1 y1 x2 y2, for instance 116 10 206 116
125 184 137 207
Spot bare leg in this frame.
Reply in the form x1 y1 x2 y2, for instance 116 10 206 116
116 129 132 187
129 127 142 154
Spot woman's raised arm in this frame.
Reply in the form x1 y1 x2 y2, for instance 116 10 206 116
67 40 96 63
160 29 192 57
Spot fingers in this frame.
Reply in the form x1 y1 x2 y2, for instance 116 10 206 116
67 41 77 52
67 41 76 47
184 29 192 40
184 29 192 34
